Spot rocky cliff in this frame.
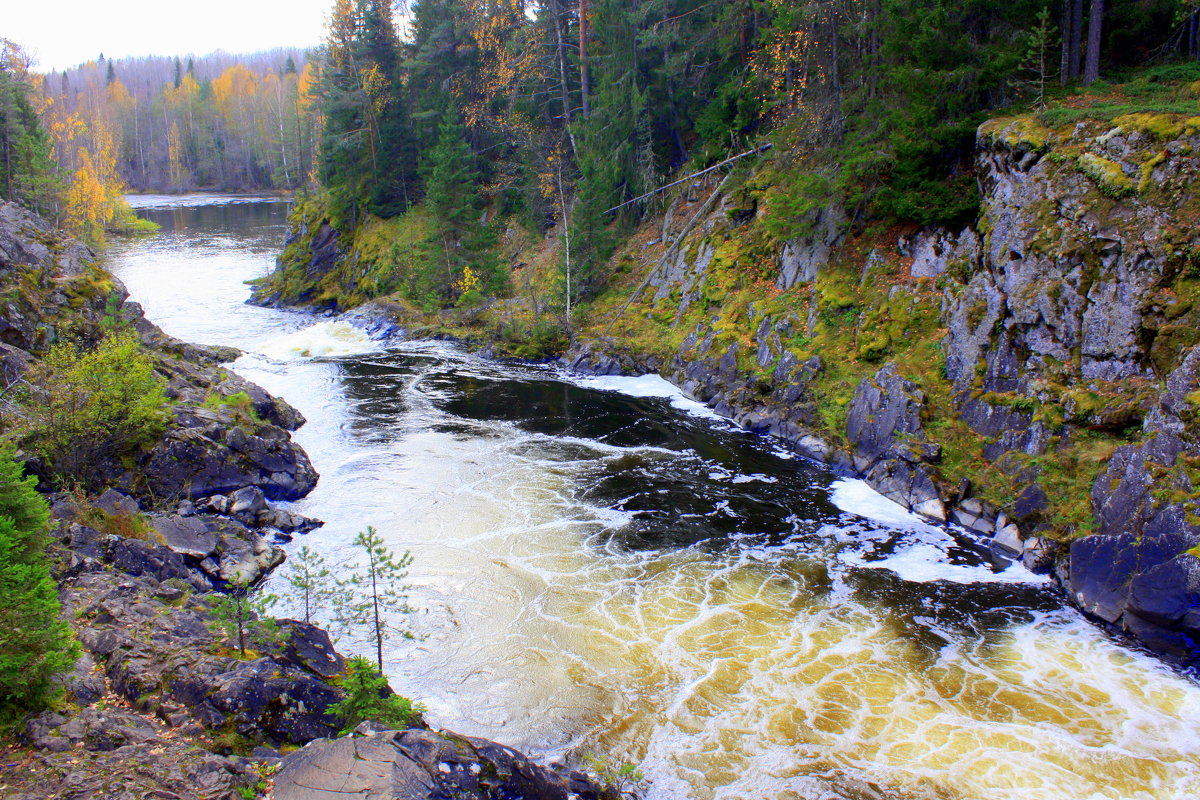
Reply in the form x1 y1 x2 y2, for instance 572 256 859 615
256 111 1200 667
567 112 1200 667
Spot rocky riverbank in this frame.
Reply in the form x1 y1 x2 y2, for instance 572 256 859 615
0 200 615 800
258 112 1200 669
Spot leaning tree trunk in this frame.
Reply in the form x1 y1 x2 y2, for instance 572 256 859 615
1083 0 1103 86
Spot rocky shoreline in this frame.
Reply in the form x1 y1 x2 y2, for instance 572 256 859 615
264 112 1200 672
0 199 614 800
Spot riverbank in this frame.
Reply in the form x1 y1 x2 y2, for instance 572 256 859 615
252 107 1200 671
57 192 1200 799
0 199 616 800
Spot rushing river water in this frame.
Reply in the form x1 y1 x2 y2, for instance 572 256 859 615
110 195 1200 800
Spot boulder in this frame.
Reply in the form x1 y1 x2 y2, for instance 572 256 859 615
153 515 219 560
1069 526 1200 666
149 513 284 586
273 728 612 800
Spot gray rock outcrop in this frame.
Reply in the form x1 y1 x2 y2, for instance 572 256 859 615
274 727 612 800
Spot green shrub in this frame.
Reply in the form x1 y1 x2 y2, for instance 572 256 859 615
0 446 78 719
203 390 263 429
20 329 169 488
330 655 424 734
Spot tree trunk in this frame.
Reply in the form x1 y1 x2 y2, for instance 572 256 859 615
1060 0 1082 83
1083 0 1103 86
551 0 577 156
579 0 591 117
1071 0 1084 78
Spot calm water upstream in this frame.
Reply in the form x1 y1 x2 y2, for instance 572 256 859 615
109 195 1200 800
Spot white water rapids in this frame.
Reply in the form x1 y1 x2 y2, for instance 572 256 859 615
107 195 1200 800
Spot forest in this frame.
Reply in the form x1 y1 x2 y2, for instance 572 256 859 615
2 1 1199 283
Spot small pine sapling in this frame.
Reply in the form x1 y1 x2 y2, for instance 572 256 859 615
284 545 341 624
336 526 415 672
208 577 284 657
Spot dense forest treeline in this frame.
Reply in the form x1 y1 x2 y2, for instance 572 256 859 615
0 42 316 244
43 49 317 193
3 1 1200 277
297 0 1200 310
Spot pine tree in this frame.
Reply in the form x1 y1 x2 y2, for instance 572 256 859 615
207 577 282 657
284 545 340 624
335 526 414 672
421 109 501 301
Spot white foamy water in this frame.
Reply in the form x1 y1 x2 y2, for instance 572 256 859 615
830 478 1047 585
574 373 730 421
254 321 380 360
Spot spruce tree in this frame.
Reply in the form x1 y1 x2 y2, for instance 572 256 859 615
360 0 418 217
421 110 502 301
0 446 78 715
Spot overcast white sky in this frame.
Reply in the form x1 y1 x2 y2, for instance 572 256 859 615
6 0 336 72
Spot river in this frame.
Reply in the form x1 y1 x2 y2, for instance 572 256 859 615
109 194 1200 800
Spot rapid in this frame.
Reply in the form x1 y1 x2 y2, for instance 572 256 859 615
107 195 1200 800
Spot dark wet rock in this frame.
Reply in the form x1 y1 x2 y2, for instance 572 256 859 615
274 727 613 800
846 364 945 520
563 339 647 376
141 420 318 503
206 657 342 744
149 513 283 585
92 489 141 517
214 374 306 431
1069 527 1200 666
278 620 346 680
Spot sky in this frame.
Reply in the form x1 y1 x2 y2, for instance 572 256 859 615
5 0 336 72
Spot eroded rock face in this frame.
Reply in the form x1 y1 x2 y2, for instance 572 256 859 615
1071 347 1200 665
775 204 846 291
57 529 344 745
249 215 346 308
846 365 945 521
274 727 612 800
